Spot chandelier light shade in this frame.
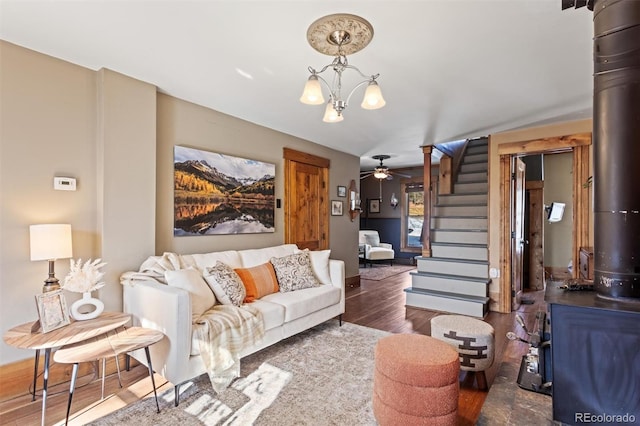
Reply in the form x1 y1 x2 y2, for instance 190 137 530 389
323 101 344 123
29 224 73 292
301 13 385 123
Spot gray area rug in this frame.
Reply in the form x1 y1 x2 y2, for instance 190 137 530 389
91 321 390 425
359 264 415 281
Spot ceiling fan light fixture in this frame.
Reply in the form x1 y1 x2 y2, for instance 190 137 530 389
302 13 384 123
361 80 386 110
373 169 389 179
300 75 325 105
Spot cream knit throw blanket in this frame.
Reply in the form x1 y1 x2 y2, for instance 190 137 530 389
195 304 265 392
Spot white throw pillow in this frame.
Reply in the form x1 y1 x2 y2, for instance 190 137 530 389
364 233 380 247
203 261 246 306
165 267 216 323
295 248 332 285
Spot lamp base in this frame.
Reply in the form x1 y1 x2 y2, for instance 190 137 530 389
42 282 61 293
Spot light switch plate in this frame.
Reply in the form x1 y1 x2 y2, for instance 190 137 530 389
54 177 76 191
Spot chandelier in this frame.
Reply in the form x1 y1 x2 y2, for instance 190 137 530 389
300 14 386 123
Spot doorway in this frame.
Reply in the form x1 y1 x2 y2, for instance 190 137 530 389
497 133 591 313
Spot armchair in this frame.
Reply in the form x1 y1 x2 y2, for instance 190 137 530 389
359 230 395 267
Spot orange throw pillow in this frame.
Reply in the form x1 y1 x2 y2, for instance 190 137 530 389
235 262 279 303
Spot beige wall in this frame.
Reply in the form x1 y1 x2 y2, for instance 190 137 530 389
488 119 592 312
543 152 574 269
155 94 361 272
0 42 360 365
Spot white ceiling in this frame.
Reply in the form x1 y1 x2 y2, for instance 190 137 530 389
0 1 594 170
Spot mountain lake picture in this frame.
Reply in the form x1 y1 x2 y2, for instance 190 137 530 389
174 146 275 235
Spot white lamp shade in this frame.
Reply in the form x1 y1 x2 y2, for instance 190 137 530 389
30 224 73 261
322 102 344 123
299 75 325 105
361 81 386 110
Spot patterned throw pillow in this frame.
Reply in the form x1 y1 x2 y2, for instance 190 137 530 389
203 261 246 306
235 262 279 303
270 251 321 292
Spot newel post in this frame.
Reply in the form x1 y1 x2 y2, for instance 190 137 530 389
421 146 433 257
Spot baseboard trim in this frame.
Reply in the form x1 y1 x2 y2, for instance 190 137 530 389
346 275 361 288
0 354 138 403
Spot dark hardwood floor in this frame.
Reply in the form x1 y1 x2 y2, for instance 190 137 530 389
0 268 546 425
344 267 548 425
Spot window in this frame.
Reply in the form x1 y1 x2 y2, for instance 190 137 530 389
401 179 424 252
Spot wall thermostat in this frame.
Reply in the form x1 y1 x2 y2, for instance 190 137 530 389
54 177 77 191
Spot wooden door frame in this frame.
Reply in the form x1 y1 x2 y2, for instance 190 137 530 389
283 148 330 249
496 133 591 313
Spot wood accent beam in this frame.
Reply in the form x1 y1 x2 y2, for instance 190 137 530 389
421 146 433 257
283 147 330 168
573 144 591 279
439 155 452 195
499 155 512 313
497 133 591 155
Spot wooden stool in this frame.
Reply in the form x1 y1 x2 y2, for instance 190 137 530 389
373 334 459 425
54 327 164 425
430 314 495 390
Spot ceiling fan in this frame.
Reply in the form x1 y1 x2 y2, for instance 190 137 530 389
360 155 410 180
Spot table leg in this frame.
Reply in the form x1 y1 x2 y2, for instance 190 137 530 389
114 355 123 388
101 358 106 399
32 349 40 401
144 347 160 413
41 348 51 426
65 363 79 426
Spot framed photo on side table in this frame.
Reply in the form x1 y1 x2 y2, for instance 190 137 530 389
368 198 381 214
331 200 344 216
35 290 70 333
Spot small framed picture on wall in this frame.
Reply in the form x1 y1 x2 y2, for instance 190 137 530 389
337 185 347 197
369 198 381 214
331 200 344 216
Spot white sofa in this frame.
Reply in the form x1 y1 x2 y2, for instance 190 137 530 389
359 230 395 267
120 244 345 404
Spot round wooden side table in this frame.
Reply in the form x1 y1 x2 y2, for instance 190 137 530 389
3 312 131 426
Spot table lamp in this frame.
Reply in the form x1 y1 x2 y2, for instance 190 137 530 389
29 224 73 293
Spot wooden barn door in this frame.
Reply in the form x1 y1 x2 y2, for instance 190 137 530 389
283 148 329 250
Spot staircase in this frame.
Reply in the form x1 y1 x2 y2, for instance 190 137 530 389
405 137 490 317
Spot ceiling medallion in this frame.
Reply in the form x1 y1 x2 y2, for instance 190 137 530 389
306 13 374 57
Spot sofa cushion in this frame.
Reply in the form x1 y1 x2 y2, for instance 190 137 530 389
238 244 298 268
189 299 284 356
165 267 216 323
187 250 243 271
203 261 246 306
270 251 321 292
235 262 279 303
261 285 341 322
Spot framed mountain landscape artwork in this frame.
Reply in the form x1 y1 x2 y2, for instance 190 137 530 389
174 146 275 235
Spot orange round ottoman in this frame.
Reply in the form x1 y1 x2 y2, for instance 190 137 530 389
373 334 460 426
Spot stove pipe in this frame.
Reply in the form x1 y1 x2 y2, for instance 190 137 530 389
593 0 640 301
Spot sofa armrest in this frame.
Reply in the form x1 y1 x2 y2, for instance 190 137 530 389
379 243 393 250
329 259 346 313
122 280 192 385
